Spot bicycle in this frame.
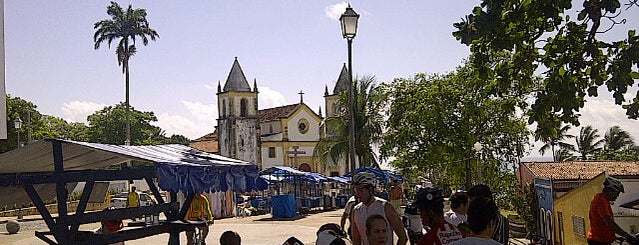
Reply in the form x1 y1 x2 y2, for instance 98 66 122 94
186 220 210 245
614 234 639 245
193 226 204 245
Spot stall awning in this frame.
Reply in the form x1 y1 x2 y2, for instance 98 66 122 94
260 166 307 176
345 166 404 183
0 139 260 192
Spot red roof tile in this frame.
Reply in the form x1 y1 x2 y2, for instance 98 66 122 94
522 161 639 180
258 104 300 122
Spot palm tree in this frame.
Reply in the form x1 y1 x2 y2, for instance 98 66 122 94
537 124 575 161
554 145 576 162
604 126 635 151
94 2 159 145
314 75 385 169
575 125 604 160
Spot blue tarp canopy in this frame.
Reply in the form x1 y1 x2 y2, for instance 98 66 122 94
345 166 404 184
260 166 307 176
328 176 351 183
261 166 334 184
0 139 260 193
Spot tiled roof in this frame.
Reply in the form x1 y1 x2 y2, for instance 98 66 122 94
258 104 300 122
192 131 217 142
190 130 218 154
523 161 639 180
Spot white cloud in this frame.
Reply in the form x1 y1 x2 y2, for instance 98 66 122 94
325 2 349 21
158 87 288 139
527 96 639 158
154 101 217 139
579 97 639 139
61 101 107 123
182 101 217 122
203 81 218 91
258 86 287 108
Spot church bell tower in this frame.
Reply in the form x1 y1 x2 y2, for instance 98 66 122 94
217 57 261 165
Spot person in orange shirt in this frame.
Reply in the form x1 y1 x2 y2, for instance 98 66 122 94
185 192 214 245
587 176 635 245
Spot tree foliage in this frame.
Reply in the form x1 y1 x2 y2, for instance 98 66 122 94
380 61 530 191
575 125 605 159
314 76 385 169
1 96 190 154
87 102 165 145
454 0 639 138
537 124 575 161
0 95 38 152
603 125 635 150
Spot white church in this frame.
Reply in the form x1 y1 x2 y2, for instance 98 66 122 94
190 57 355 177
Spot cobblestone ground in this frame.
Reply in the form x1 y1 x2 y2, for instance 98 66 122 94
2 210 529 244
1 209 345 245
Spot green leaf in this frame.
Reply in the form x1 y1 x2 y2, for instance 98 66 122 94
559 67 566 76
578 10 587 21
631 72 639 79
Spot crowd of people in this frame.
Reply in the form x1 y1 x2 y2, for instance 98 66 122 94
99 173 636 245
335 173 636 245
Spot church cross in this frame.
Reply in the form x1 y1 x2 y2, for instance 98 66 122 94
299 90 304 103
286 146 306 167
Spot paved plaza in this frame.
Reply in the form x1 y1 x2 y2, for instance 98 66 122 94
1 209 345 245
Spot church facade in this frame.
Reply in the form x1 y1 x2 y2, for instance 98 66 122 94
205 57 354 176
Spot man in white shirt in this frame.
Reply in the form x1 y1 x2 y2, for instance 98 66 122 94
341 195 359 238
444 191 468 227
350 172 407 245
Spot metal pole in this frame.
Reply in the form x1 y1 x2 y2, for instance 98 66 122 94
347 38 356 177
478 152 483 184
16 129 20 148
466 156 471 190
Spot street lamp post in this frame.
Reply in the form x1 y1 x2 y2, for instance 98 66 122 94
13 118 23 148
340 4 359 177
473 142 483 184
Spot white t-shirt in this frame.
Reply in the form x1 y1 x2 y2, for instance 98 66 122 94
344 196 357 215
444 210 467 226
449 237 502 245
352 197 393 245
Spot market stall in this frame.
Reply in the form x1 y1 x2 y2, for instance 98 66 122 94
0 139 259 245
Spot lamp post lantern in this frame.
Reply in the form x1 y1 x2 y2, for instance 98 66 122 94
13 117 23 148
340 4 359 177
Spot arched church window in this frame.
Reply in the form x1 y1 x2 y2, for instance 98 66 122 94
240 98 248 117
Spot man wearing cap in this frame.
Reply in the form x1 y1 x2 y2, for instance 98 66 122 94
587 176 636 245
350 172 408 245
411 187 463 245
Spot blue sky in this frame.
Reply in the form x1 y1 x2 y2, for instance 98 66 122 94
4 1 638 158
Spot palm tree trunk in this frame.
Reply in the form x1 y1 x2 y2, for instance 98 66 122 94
125 57 131 146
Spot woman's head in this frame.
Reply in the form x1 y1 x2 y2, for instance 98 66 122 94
466 197 498 235
220 230 241 245
365 214 388 245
